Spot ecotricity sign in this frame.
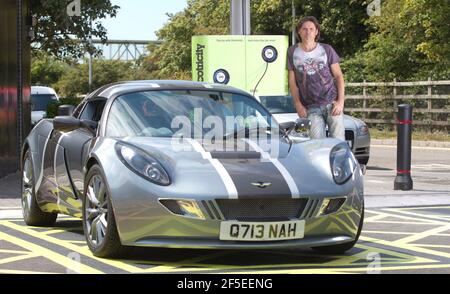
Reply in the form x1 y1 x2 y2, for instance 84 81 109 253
195 44 206 82
191 35 288 96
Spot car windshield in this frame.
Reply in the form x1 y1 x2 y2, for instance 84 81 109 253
31 94 58 111
106 90 278 138
259 95 296 114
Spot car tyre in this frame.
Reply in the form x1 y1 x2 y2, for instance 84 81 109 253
312 205 364 254
83 164 125 258
358 157 369 166
22 150 57 226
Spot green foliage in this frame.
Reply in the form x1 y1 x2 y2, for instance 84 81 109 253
31 0 119 59
344 0 450 82
141 0 230 80
31 52 71 86
46 97 84 119
55 60 135 97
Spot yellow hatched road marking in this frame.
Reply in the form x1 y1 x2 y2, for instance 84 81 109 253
0 253 39 265
363 230 414 235
393 224 450 245
384 208 450 223
412 244 450 249
0 221 141 273
0 249 31 254
0 269 57 274
0 230 102 274
398 206 450 211
361 236 450 260
365 209 441 224
237 263 450 274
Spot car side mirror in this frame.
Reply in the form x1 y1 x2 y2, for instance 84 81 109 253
53 116 98 135
294 118 311 132
53 116 81 133
57 105 75 116
280 118 311 132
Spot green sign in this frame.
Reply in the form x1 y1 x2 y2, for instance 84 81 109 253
192 35 289 96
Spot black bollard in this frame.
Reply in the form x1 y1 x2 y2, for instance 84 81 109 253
394 104 413 190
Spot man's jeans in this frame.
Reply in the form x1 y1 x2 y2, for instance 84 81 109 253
307 103 345 141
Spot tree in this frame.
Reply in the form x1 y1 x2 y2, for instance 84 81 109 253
31 0 119 59
31 52 71 86
55 60 135 97
343 0 450 82
143 0 230 80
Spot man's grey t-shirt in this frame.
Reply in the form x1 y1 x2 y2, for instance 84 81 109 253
287 43 340 108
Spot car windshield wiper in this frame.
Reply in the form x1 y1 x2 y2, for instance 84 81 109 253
222 126 274 140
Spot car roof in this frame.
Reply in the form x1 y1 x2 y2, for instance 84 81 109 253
88 80 252 100
31 86 58 96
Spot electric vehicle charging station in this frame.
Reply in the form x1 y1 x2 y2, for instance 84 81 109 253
192 35 289 97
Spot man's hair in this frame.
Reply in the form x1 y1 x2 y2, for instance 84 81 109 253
296 16 321 42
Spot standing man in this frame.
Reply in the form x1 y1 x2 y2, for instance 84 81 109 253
287 16 346 141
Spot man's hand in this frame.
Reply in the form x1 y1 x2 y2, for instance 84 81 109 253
297 105 308 118
332 99 344 116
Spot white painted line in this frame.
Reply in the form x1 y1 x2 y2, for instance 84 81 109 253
371 144 450 151
187 139 238 199
245 139 300 198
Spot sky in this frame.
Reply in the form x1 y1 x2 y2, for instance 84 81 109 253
101 0 188 40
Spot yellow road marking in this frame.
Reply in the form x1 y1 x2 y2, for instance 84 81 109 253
411 244 450 249
363 230 414 235
364 214 387 222
365 209 441 224
0 269 57 274
398 206 450 211
361 236 450 259
0 249 31 254
393 224 450 245
0 221 141 273
0 253 39 265
237 263 450 274
384 208 450 223
0 230 102 274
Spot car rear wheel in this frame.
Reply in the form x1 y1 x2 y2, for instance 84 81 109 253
22 150 57 226
312 205 364 254
83 165 125 258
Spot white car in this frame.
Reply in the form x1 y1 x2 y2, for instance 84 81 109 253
257 95 370 165
31 86 59 125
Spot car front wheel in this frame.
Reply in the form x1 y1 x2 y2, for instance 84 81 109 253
83 164 124 258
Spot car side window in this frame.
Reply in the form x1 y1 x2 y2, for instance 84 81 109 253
79 99 106 122
72 102 86 118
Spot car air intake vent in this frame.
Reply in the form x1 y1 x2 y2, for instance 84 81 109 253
215 198 308 221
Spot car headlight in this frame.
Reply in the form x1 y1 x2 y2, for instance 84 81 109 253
330 143 357 184
115 142 170 186
357 124 369 136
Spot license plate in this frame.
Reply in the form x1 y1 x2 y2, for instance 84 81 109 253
219 220 305 242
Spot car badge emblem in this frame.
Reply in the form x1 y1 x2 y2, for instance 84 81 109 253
251 182 272 189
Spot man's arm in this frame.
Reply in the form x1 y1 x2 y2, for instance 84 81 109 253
288 70 307 118
330 63 345 116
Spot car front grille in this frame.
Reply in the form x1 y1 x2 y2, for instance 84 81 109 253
210 198 309 222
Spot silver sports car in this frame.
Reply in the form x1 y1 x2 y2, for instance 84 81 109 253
21 81 364 258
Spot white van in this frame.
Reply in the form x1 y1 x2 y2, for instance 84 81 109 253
31 86 59 125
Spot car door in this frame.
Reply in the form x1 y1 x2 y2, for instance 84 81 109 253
54 98 107 212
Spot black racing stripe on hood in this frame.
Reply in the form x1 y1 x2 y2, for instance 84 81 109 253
218 158 292 199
